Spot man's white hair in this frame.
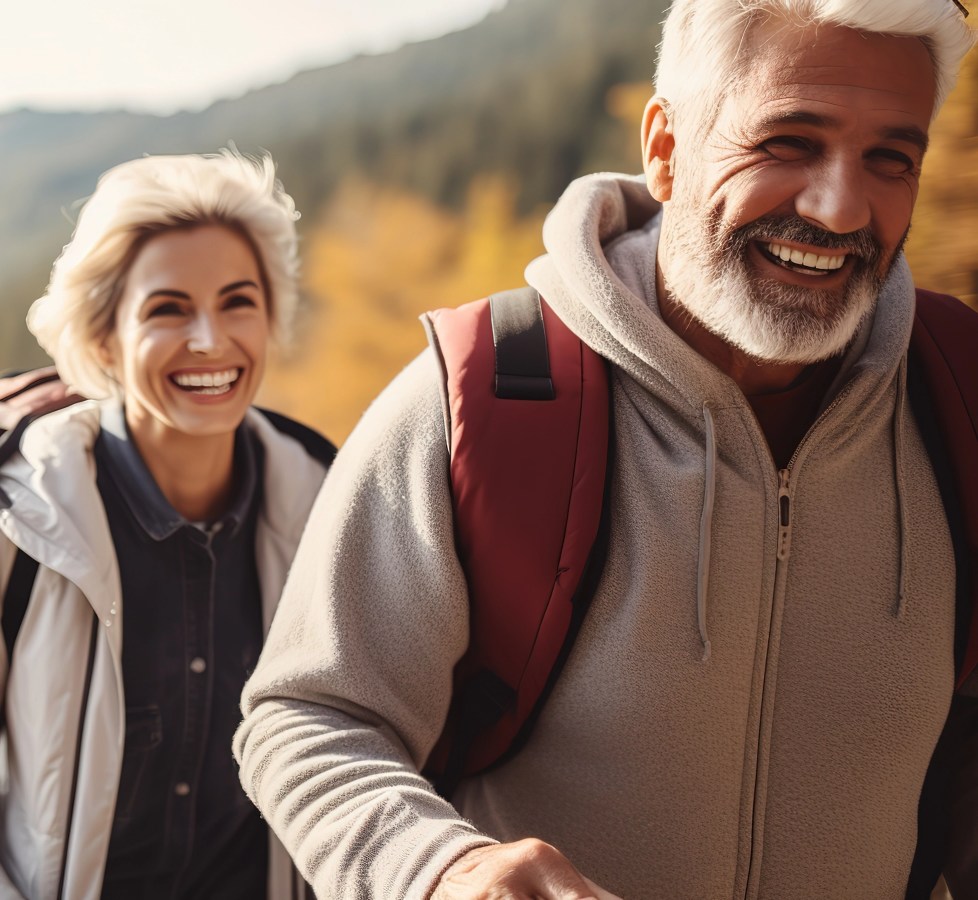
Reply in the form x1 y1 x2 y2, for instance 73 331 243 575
655 0 976 133
28 149 299 399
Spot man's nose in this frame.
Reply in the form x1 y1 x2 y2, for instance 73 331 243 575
793 157 872 237
186 313 224 355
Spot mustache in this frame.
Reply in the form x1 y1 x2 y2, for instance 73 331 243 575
727 215 884 265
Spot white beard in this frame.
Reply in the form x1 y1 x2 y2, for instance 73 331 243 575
660 208 887 365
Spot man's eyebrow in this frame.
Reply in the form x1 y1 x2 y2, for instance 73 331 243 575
754 110 835 131
881 126 929 155
754 111 929 153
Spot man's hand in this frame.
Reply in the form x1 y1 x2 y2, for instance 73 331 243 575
432 839 623 900
0 368 75 432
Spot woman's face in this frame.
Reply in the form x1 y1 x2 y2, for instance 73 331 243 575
102 224 270 445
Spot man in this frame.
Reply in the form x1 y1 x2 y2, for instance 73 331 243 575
234 1 978 897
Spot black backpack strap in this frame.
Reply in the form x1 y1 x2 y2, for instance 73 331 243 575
0 370 69 661
0 368 83 468
3 547 38 667
0 370 63 401
0 417 35 469
1 547 39 732
489 289 555 400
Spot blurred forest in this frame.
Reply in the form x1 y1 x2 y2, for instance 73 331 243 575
1 0 976 442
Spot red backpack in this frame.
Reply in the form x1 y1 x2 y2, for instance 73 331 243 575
421 286 978 795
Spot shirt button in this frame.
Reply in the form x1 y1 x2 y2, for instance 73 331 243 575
174 782 191 797
189 657 207 674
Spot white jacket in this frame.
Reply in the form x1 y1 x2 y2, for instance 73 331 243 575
0 400 329 900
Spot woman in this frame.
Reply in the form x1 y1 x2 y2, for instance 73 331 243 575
0 151 333 899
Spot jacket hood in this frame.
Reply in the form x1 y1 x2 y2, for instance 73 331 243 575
524 172 917 433
0 400 115 601
525 172 921 654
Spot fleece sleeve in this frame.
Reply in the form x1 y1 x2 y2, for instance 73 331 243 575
234 351 496 900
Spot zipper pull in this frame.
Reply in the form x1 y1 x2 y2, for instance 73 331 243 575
777 468 792 560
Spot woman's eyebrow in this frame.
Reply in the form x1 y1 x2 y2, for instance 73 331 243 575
145 289 191 301
220 280 260 295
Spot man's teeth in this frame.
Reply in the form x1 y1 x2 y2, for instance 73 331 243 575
173 368 240 392
767 243 846 271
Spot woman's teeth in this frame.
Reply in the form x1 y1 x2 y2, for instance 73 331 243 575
172 368 240 394
767 242 846 271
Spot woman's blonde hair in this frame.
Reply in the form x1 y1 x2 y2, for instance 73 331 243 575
28 149 299 398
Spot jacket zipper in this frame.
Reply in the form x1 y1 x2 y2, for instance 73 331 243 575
773 380 855 565
57 610 99 900
777 469 792 560
743 380 857 897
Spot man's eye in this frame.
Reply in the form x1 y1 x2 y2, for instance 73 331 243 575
868 149 917 176
760 137 813 160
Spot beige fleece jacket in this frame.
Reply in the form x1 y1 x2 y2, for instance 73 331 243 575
235 173 956 899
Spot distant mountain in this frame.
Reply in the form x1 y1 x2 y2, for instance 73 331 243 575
4 0 975 388
0 0 668 367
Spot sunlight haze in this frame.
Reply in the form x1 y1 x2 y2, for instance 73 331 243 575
3 0 506 115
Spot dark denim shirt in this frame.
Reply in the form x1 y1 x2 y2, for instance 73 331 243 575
94 406 267 900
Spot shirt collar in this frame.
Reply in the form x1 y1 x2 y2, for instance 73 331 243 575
95 402 260 542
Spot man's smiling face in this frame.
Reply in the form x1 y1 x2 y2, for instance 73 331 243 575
651 22 937 364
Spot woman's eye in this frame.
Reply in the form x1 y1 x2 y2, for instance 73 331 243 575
224 294 257 310
147 301 183 317
761 137 813 160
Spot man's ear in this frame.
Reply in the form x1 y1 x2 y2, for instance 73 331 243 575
641 97 675 202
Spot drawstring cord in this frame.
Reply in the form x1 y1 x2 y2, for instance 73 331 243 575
893 363 909 618
697 403 717 661
692 366 909 637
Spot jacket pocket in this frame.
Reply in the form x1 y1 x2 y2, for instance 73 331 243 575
111 704 163 823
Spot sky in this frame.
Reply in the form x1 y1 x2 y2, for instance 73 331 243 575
1 0 506 115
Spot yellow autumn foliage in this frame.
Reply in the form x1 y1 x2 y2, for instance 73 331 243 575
606 82 651 125
259 176 547 443
906 46 978 307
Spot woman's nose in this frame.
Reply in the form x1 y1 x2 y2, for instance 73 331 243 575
186 313 224 355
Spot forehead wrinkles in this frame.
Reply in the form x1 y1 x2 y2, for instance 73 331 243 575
726 58 933 128
748 92 923 118
751 24 931 88
775 66 927 106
